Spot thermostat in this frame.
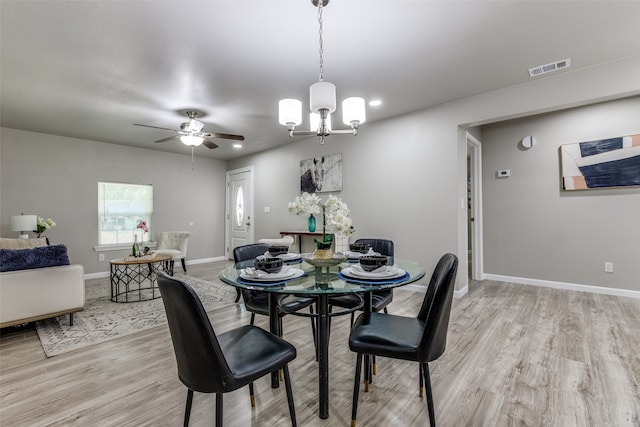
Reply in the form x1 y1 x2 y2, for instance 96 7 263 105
497 169 511 178
522 136 536 149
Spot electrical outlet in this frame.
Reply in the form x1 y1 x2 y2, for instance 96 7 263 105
604 262 613 273
98 253 105 262
264 206 271 214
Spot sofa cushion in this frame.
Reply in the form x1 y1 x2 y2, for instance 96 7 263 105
0 237 49 249
0 244 70 272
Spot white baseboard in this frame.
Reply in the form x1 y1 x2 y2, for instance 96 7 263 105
395 283 469 298
483 273 640 299
84 256 228 280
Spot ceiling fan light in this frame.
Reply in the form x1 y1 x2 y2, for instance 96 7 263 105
279 99 302 127
342 97 366 125
180 135 204 146
310 81 336 113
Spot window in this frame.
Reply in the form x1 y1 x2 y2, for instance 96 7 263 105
98 182 153 245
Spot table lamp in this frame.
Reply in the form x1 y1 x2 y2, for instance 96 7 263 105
10 214 37 239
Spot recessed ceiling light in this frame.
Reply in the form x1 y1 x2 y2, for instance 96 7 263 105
369 99 382 107
233 143 242 149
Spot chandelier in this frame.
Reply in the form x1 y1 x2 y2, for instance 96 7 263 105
278 0 366 144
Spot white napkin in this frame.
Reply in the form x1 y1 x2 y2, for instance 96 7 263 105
244 265 291 278
351 263 395 275
346 249 380 257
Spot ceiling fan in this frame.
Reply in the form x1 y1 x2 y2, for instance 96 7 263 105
134 111 244 149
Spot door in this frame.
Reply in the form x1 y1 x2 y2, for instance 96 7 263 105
226 166 254 259
466 132 483 281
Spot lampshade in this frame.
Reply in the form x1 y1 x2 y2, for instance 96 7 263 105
342 97 366 125
310 81 336 113
279 99 302 126
310 112 332 132
10 214 37 238
180 135 204 146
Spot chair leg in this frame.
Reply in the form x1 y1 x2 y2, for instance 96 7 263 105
234 288 241 303
184 389 194 427
249 382 255 407
363 354 370 392
351 353 363 427
181 258 187 273
282 364 297 427
419 363 424 398
422 362 436 427
215 393 223 427
309 305 317 356
250 313 255 326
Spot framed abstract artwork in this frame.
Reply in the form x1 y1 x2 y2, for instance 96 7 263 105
300 153 342 193
560 134 640 190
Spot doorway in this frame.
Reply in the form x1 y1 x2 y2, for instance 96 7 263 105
225 166 255 260
466 132 483 281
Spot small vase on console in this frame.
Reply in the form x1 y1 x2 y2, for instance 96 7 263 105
307 214 316 232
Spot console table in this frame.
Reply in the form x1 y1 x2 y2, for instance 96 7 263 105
279 230 324 253
109 254 172 303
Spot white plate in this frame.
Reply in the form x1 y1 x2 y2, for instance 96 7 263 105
240 267 305 282
341 266 406 280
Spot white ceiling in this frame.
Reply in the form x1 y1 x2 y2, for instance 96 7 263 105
2 1 640 160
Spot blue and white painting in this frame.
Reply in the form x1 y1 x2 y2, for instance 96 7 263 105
561 134 640 190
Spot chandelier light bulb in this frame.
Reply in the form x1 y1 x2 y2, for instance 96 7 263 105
310 81 336 113
279 99 303 127
342 97 366 126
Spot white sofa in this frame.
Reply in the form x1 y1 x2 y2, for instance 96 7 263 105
0 238 85 328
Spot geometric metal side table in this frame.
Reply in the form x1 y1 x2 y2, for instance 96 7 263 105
109 254 172 303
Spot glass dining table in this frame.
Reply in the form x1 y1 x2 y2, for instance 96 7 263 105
219 255 426 419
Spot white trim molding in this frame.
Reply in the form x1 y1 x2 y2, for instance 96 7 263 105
84 256 228 280
483 274 640 299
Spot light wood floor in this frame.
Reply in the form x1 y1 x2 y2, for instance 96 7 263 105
1 261 639 426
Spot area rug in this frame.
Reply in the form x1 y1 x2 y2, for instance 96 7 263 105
35 274 237 357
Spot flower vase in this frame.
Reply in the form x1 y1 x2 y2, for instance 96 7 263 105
307 214 316 232
313 235 333 259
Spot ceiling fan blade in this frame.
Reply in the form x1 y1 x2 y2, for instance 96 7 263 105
202 138 219 149
155 135 179 143
204 132 245 141
134 123 177 132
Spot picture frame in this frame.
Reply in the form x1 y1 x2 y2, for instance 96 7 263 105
300 153 342 193
560 134 640 190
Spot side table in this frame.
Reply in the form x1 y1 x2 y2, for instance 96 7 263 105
110 254 172 303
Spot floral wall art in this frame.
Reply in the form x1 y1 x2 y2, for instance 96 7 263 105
560 134 640 190
300 153 342 193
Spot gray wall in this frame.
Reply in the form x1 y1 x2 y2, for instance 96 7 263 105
0 128 228 275
481 97 640 290
229 56 640 293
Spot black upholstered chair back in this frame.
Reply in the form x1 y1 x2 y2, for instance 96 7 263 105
233 243 269 302
233 243 269 263
416 253 458 362
354 238 394 257
157 274 232 393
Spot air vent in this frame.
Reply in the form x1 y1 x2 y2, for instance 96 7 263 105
528 58 571 77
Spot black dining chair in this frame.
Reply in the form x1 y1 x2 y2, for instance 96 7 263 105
157 274 298 427
348 253 458 427
233 243 316 342
330 238 395 321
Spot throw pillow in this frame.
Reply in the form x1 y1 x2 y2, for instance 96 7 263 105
0 244 70 272
0 237 49 249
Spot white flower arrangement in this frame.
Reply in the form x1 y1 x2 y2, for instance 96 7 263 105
288 192 354 247
34 217 56 238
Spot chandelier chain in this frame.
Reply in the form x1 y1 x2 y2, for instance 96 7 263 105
318 1 324 81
